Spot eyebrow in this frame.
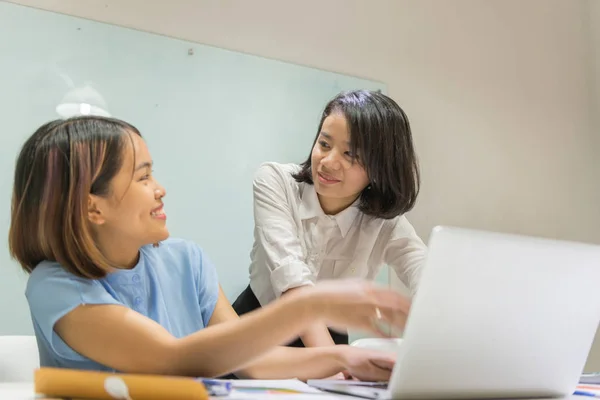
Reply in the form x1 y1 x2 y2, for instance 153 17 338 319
135 161 153 171
320 131 350 146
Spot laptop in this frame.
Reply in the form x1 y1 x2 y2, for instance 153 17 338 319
308 226 600 399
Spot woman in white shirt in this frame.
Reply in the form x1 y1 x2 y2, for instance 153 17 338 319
233 89 427 350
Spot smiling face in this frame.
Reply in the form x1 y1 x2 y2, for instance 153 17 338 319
310 112 370 215
8 116 174 278
88 133 169 253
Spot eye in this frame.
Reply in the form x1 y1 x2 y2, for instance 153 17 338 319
345 151 360 161
139 169 154 181
318 140 330 149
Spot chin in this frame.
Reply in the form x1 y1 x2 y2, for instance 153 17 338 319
314 183 339 196
149 229 170 245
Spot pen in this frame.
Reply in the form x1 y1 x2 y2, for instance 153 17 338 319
200 378 232 397
574 390 599 398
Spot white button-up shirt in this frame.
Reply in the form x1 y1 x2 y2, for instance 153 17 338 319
249 162 427 306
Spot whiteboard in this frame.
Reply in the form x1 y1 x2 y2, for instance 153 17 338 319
0 2 386 335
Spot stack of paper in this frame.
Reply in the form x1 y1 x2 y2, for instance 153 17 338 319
576 374 600 398
226 379 336 399
581 373 600 385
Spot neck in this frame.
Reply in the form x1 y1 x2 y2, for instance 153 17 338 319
317 194 359 215
95 233 141 270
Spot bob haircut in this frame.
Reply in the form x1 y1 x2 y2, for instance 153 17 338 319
293 90 420 219
9 115 141 279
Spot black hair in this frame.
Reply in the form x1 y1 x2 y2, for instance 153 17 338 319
9 115 142 278
293 90 420 219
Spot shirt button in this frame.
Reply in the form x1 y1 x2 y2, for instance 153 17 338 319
351 268 356 273
134 297 142 306
132 274 140 283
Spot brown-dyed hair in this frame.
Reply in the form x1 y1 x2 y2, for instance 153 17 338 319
8 115 141 279
293 90 420 219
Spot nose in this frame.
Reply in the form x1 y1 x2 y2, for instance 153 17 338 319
322 150 343 170
154 185 166 199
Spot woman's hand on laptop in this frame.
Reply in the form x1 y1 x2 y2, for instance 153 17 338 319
324 371 346 380
294 280 411 338
339 346 396 382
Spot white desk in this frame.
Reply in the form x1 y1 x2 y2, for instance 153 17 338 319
0 382 347 399
0 382 587 400
0 383 35 400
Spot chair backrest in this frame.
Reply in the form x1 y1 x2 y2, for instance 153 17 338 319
0 335 39 382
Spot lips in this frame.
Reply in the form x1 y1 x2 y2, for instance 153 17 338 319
150 204 166 219
317 171 341 184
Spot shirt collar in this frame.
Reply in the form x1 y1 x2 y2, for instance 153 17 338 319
299 185 360 238
335 202 360 238
298 185 323 220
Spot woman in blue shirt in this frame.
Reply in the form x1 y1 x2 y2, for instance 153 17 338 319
8 116 410 381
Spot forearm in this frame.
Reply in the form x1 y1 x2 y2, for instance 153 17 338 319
237 345 347 380
299 322 337 347
171 293 316 377
282 287 336 348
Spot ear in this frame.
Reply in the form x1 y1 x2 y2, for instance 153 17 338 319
87 195 106 225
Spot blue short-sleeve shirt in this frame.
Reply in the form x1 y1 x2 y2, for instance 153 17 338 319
25 238 219 371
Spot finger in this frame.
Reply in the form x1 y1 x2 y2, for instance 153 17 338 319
344 305 400 338
326 372 346 380
365 284 411 310
372 290 411 314
327 305 390 336
365 364 393 382
370 357 395 371
348 309 389 337
358 305 406 338
379 307 409 331
358 318 396 339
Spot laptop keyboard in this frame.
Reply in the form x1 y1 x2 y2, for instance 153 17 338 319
351 382 388 389
368 383 388 389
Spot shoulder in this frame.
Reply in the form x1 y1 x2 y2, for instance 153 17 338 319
26 260 98 299
359 213 421 240
253 162 301 186
27 260 72 284
25 260 121 337
389 215 420 237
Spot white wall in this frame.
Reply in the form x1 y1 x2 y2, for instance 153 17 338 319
584 0 600 373
589 0 600 178
6 0 599 370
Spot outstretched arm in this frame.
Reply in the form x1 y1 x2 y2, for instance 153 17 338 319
210 288 392 381
54 280 409 379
